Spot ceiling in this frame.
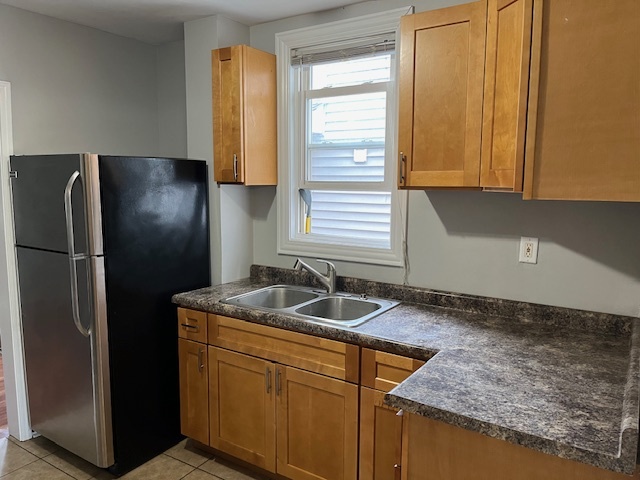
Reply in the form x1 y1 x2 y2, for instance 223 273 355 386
0 0 366 45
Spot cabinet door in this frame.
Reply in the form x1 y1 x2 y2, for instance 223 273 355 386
276 366 358 480
178 339 209 445
212 46 244 183
360 387 403 480
398 1 487 188
401 413 634 480
209 347 276 472
523 0 640 201
480 0 533 190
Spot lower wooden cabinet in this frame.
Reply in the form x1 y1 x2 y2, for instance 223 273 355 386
401 413 635 480
178 339 209 445
276 366 359 480
360 349 424 480
179 309 636 480
359 387 403 480
179 312 360 480
207 347 359 480
208 347 276 472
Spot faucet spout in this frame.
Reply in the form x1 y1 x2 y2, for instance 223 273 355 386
293 258 337 294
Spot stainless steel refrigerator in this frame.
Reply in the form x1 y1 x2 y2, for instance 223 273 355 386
10 154 210 474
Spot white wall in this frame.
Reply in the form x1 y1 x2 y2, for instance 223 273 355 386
0 4 160 156
157 41 188 158
248 0 640 317
184 15 254 285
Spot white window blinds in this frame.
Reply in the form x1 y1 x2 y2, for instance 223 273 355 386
290 33 396 66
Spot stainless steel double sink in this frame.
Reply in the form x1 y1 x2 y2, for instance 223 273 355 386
222 285 399 328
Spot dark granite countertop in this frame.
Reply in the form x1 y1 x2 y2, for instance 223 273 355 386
172 266 640 475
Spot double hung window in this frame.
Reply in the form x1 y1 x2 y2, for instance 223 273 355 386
276 9 409 266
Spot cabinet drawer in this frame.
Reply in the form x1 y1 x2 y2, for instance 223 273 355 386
177 308 208 343
361 348 425 392
209 315 359 383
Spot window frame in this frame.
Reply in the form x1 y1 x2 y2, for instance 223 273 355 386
276 8 411 267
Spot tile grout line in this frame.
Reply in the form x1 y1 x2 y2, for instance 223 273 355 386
6 435 40 457
0 456 56 479
163 450 213 470
3 440 259 480
161 453 198 476
39 453 82 480
0 436 42 478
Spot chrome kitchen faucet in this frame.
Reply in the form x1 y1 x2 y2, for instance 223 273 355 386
293 258 337 294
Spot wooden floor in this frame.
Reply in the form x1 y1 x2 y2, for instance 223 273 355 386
0 352 8 438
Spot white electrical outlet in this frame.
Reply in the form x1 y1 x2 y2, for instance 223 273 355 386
519 237 539 264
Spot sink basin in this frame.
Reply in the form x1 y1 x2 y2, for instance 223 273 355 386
295 297 380 321
224 285 319 309
222 285 399 328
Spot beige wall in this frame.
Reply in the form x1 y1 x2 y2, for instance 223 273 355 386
184 15 254 285
157 40 188 158
0 4 161 156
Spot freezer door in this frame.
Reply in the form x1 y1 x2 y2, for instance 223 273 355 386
17 247 113 467
10 154 103 256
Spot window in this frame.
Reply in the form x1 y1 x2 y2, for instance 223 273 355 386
276 8 410 266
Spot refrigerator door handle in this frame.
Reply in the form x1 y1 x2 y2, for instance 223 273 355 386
64 171 91 338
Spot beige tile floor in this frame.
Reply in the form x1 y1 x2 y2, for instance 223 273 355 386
0 434 269 480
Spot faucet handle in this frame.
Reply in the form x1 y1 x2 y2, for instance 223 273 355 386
316 259 337 294
316 259 336 274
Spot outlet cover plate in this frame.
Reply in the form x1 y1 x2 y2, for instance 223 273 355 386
519 237 539 264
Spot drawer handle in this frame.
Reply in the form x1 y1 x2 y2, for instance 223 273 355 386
197 348 204 372
265 367 272 394
394 463 402 480
181 323 199 332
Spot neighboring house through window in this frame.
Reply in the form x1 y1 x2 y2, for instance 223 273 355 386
276 8 411 266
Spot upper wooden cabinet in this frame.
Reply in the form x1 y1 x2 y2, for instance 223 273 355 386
398 1 487 188
480 0 533 190
398 0 533 190
399 0 639 200
523 0 640 201
212 45 277 185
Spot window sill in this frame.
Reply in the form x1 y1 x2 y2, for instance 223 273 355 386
278 234 404 267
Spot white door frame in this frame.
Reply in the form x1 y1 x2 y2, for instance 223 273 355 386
0 80 32 441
